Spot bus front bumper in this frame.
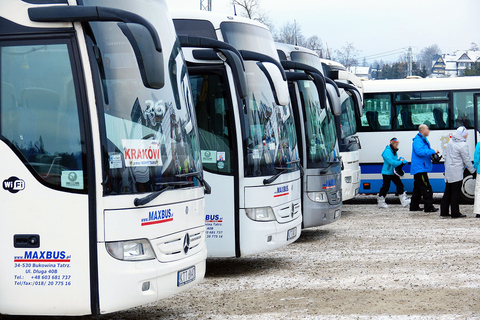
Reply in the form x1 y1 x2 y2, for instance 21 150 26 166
97 242 207 314
302 195 342 228
238 211 302 257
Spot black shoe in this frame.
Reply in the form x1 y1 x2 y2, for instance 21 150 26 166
410 207 424 212
394 166 405 177
451 214 467 219
425 207 439 213
476 214 480 218
440 214 451 219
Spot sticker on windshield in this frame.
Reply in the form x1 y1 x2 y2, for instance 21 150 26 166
201 150 217 164
122 139 162 167
61 171 83 190
252 149 261 159
217 152 226 162
109 153 123 169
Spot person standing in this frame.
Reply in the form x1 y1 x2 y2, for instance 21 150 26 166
441 126 475 218
378 138 410 208
410 124 440 212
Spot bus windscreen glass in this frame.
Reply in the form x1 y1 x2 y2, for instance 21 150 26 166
85 0 201 195
221 22 299 177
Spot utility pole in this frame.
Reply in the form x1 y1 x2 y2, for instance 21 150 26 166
200 0 212 11
407 46 413 77
294 19 297 46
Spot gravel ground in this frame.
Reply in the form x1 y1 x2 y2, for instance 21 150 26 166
5 196 480 319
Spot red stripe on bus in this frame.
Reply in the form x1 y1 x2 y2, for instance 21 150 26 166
14 259 71 262
274 192 289 197
141 218 173 226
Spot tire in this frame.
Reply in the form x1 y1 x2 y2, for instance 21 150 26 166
460 173 475 204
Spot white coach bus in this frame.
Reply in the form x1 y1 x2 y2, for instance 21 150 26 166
321 59 364 201
173 12 302 257
276 44 342 227
0 0 207 316
359 77 480 201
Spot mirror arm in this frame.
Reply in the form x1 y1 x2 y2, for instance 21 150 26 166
240 50 287 81
28 6 162 52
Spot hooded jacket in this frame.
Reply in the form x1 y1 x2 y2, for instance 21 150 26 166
474 142 480 171
410 133 436 175
381 145 407 175
444 132 475 183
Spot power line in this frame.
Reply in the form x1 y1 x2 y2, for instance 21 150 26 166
359 47 409 61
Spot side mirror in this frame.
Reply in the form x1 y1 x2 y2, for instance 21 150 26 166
326 83 342 116
258 62 290 106
119 23 165 89
352 90 363 117
218 49 248 99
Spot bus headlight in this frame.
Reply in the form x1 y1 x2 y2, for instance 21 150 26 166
345 176 352 184
245 207 276 222
106 239 156 261
307 192 328 203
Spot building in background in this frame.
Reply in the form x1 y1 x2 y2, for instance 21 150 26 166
440 50 480 77
347 66 372 80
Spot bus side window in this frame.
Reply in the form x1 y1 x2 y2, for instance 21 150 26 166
453 92 475 129
190 72 234 174
0 42 85 191
361 94 392 131
396 103 448 130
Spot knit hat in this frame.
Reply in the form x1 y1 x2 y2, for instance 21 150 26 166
456 126 468 138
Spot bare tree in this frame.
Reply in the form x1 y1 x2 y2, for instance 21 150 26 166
470 42 479 51
304 35 323 56
275 21 305 46
419 44 441 75
233 0 270 25
335 42 359 69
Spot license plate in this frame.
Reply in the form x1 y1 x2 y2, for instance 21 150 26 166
287 227 297 241
177 266 196 287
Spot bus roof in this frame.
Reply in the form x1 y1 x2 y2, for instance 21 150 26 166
275 42 318 59
171 10 269 31
363 77 480 93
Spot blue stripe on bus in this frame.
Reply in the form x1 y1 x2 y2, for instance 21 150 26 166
361 163 445 174
360 163 446 194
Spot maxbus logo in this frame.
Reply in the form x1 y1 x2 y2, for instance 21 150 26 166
3 176 25 194
206 215 223 223
14 251 70 262
274 185 289 197
141 209 173 226
323 179 337 190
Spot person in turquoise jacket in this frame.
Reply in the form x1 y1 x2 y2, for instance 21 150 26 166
410 124 440 213
474 142 480 217
378 138 410 208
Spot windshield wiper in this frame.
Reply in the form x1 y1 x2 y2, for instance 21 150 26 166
134 181 193 207
320 158 342 175
175 172 212 195
264 160 303 185
263 169 287 185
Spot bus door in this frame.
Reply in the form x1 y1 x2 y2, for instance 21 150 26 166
0 36 93 315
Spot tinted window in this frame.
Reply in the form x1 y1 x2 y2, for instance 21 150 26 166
1 42 85 191
395 91 449 102
454 91 475 128
396 103 449 130
189 71 234 174
361 94 392 131
173 19 217 39
340 92 357 138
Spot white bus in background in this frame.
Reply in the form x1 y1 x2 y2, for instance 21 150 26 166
359 77 480 202
173 12 302 257
0 0 207 316
276 44 342 227
321 59 364 201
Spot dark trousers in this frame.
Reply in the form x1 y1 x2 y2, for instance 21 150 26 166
379 174 405 197
440 181 462 217
410 172 434 211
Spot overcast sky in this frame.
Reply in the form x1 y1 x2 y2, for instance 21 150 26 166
166 0 480 62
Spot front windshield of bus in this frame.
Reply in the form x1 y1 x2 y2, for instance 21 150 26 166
221 22 299 177
84 0 201 195
297 80 338 168
340 92 358 139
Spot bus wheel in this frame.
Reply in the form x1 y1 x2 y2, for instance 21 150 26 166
461 174 475 204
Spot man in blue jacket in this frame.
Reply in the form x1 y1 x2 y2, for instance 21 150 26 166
410 124 440 212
